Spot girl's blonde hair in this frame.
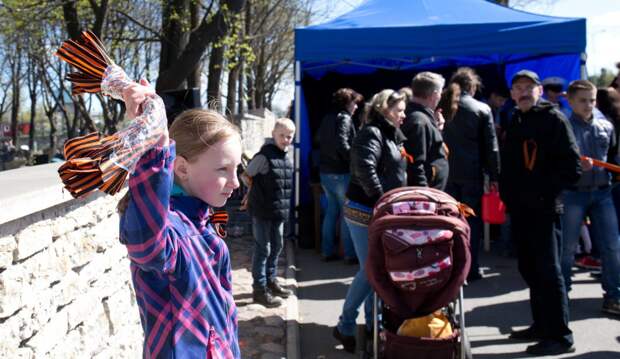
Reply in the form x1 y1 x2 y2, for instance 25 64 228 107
169 109 241 162
118 109 240 213
363 89 406 124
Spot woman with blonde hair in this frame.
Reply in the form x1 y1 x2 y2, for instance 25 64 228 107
333 89 408 353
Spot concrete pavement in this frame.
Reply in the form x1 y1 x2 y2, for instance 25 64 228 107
295 247 620 358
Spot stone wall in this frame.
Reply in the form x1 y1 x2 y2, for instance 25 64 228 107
0 189 142 358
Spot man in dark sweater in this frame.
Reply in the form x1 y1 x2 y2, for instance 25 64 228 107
500 70 581 356
401 72 449 190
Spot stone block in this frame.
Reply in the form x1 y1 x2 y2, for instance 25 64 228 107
25 311 68 356
51 216 78 239
66 292 100 330
0 264 28 316
14 222 53 261
0 235 16 268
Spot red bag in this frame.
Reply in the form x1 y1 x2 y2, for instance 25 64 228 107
482 190 506 224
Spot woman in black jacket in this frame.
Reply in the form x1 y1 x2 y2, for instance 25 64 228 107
333 89 407 353
318 88 363 262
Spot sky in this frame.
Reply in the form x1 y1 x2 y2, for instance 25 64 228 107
273 0 620 111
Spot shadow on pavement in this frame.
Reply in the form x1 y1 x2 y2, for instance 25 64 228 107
298 281 353 301
299 322 357 359
296 248 359 281
466 297 613 337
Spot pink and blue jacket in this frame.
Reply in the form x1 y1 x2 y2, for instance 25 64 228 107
119 143 239 358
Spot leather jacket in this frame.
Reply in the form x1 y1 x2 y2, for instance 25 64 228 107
319 110 356 174
443 93 500 183
346 115 407 207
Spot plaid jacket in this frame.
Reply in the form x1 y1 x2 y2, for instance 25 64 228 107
120 143 239 358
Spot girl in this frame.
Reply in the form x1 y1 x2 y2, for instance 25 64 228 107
119 81 242 358
333 89 407 353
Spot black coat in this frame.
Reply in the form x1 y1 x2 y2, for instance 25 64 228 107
443 93 500 183
401 102 449 190
318 110 356 174
247 143 293 220
346 116 407 207
499 101 582 213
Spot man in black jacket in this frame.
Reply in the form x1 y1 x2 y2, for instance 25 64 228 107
443 67 500 281
401 72 449 190
500 70 581 356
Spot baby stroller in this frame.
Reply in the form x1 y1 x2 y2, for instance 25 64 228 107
364 187 473 359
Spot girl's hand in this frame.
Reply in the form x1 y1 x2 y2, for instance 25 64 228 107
122 79 155 119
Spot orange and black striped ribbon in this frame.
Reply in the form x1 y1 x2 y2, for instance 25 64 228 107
210 209 229 238
523 139 537 171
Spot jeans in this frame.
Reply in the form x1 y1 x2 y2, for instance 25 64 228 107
337 216 374 336
561 189 620 300
320 173 355 259
446 181 483 276
511 207 573 345
251 217 284 289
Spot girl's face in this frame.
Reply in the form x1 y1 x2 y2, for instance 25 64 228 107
384 100 406 128
177 135 242 208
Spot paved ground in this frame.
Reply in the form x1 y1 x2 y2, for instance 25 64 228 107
229 234 293 359
296 246 620 359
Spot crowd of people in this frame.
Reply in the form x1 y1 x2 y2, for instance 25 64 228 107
103 63 620 358
316 67 620 356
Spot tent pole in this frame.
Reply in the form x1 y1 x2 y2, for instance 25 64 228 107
580 52 587 79
294 61 301 237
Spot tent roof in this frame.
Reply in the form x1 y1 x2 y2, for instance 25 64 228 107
295 0 585 64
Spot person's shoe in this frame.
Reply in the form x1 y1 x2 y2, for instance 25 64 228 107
575 255 602 270
267 280 292 298
253 288 282 308
332 326 356 353
343 257 359 265
602 297 620 316
508 326 543 341
525 340 575 356
321 254 340 262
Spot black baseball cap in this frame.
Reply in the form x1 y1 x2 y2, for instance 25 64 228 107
511 70 541 86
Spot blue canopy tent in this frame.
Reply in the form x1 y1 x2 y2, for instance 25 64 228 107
292 0 586 237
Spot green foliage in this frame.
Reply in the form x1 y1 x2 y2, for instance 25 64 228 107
589 68 617 88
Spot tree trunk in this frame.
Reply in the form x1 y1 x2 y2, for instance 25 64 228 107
158 0 191 91
156 0 245 92
62 0 82 39
10 51 21 145
28 62 38 159
186 0 202 88
207 44 225 111
226 60 239 117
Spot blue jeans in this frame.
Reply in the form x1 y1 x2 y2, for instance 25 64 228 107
561 189 620 300
320 173 355 258
251 217 284 289
337 215 374 336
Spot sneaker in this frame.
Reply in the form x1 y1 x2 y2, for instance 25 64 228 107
332 326 356 353
508 326 543 341
253 288 283 308
526 340 575 356
574 255 601 270
602 298 620 316
267 280 292 298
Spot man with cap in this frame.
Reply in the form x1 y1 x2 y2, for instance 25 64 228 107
499 69 581 356
542 76 571 118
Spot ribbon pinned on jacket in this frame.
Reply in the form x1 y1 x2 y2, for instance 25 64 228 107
400 147 414 164
522 139 538 171
210 209 229 238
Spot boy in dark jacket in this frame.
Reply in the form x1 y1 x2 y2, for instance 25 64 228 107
245 118 296 307
500 70 581 356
